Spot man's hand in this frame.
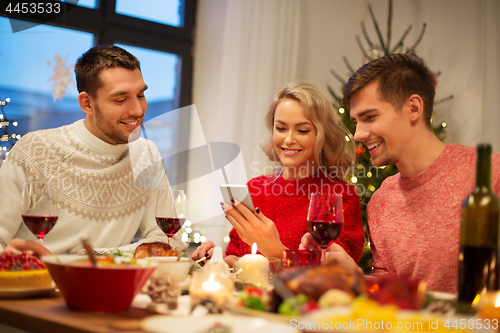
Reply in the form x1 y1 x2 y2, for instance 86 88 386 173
3 239 51 258
300 233 361 273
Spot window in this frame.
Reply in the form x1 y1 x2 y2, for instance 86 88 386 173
116 0 182 27
0 17 93 134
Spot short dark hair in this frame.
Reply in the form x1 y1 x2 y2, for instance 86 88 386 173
343 53 435 129
75 44 141 98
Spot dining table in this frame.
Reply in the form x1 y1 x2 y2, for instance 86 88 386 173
0 290 155 333
0 289 299 333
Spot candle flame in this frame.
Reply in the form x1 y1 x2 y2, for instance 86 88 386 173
201 276 221 292
496 293 500 308
251 243 257 255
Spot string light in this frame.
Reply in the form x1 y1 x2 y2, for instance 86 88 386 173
0 96 22 161
339 108 345 114
441 122 447 128
179 219 206 245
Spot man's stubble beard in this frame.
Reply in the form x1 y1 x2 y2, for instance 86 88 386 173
94 103 138 144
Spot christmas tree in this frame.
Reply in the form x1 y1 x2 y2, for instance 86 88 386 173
0 96 21 165
328 0 453 272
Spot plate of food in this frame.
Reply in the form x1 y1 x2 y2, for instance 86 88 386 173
0 286 56 299
226 265 366 323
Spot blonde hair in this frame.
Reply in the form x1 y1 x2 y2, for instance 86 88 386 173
261 82 356 179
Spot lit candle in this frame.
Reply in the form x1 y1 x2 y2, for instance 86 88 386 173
237 243 270 287
478 291 500 320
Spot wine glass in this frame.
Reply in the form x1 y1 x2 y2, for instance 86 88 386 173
21 180 60 243
155 189 186 244
307 192 344 262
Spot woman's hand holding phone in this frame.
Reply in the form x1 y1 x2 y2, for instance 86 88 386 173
222 199 287 259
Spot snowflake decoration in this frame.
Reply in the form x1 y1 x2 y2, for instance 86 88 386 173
47 54 75 101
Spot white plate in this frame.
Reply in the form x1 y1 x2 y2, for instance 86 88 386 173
426 291 456 301
142 314 298 333
0 286 56 299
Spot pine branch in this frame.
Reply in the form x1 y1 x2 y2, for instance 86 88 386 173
355 35 368 60
390 25 412 54
361 22 374 49
343 56 356 74
434 95 454 105
408 23 427 53
330 69 347 86
387 0 393 52
327 85 343 107
368 4 387 54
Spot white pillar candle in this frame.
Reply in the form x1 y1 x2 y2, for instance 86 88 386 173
237 243 270 287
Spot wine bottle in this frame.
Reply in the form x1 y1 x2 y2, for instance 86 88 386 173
458 144 500 313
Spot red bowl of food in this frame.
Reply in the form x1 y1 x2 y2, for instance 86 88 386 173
42 255 156 312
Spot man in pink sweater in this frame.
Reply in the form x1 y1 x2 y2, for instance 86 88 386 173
301 53 500 293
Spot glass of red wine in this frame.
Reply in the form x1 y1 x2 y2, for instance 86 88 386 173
21 180 59 243
307 192 344 262
155 189 186 244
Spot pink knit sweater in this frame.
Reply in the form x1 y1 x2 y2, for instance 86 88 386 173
368 144 500 293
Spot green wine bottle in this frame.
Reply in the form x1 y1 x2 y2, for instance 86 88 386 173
458 144 500 313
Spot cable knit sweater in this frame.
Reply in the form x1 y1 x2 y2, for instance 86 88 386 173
0 120 180 254
225 173 365 262
368 144 500 293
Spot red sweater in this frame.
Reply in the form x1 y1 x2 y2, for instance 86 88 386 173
225 173 365 262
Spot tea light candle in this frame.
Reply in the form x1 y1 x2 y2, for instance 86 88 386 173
237 243 270 287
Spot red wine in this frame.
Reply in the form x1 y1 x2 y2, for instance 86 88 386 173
22 215 58 240
307 221 344 247
156 217 186 238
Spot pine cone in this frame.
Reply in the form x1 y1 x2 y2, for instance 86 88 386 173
145 271 181 309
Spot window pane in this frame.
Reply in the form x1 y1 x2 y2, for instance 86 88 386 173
65 0 97 9
0 17 93 162
115 44 182 185
116 0 182 27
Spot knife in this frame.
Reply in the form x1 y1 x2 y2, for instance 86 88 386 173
271 275 295 299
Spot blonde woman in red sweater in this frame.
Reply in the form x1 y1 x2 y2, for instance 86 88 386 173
193 82 364 267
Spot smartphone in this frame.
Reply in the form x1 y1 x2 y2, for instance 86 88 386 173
220 184 255 211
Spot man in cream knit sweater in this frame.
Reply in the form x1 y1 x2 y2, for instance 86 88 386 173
301 53 500 294
0 45 181 255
